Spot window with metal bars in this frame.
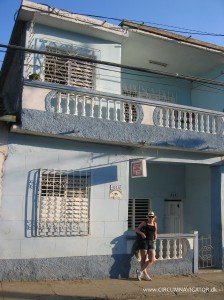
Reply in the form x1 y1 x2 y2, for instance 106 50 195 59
37 169 90 237
128 198 151 230
44 46 95 89
122 90 139 122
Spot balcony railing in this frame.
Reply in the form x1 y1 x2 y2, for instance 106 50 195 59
155 107 220 134
48 91 139 123
127 232 199 273
23 81 224 136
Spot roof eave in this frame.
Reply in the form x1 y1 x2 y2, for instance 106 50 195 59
120 20 224 54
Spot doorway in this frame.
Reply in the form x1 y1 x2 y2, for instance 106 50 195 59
164 200 183 233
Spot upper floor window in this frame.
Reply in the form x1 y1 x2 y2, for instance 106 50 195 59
44 46 95 89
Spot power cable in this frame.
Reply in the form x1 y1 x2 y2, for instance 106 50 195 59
1 43 224 88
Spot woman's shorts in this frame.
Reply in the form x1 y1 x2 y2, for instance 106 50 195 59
138 239 156 251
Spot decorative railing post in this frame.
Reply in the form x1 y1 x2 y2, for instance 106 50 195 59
159 239 163 259
65 93 70 114
74 95 78 116
57 92 62 113
178 239 183 258
98 98 102 119
173 239 177 259
165 239 171 259
82 96 86 117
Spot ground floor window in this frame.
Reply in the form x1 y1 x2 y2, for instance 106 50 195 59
37 169 90 237
128 198 151 230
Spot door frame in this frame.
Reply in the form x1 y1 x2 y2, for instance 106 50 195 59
164 199 183 233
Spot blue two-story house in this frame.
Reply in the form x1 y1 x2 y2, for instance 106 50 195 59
0 0 223 281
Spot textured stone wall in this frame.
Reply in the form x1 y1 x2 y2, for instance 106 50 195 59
20 109 224 153
0 249 193 281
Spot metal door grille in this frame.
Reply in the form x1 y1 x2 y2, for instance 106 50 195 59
37 169 90 237
198 235 221 268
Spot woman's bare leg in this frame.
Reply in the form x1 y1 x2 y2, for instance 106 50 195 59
141 250 156 274
140 250 148 274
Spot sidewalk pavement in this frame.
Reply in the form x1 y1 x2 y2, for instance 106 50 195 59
0 270 223 300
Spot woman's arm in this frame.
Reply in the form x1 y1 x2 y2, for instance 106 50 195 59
154 222 158 240
135 221 146 239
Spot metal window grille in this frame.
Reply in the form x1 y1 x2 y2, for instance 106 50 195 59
128 198 151 229
123 103 138 122
37 169 90 237
44 46 95 89
122 86 176 103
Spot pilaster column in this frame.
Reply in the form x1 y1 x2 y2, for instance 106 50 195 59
211 164 224 269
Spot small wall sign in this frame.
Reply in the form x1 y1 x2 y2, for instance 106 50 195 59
131 159 147 178
109 185 122 200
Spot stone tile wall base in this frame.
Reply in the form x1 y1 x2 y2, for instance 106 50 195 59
0 251 193 281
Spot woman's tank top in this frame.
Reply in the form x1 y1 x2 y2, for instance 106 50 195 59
145 223 156 241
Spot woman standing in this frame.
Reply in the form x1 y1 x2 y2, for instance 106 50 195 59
135 211 157 281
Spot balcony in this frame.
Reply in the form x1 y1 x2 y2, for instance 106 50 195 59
19 80 224 153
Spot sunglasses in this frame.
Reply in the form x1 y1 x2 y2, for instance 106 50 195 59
148 216 154 218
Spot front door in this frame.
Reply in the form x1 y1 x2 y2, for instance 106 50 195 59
164 200 183 233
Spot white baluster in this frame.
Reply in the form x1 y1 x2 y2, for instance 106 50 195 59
206 114 210 133
212 116 216 134
166 239 171 259
178 239 183 258
183 112 187 130
98 98 102 119
74 95 78 116
90 97 94 118
65 93 70 114
120 101 125 122
57 92 61 113
200 113 205 133
106 99 110 120
165 108 169 127
159 239 163 260
114 101 118 121
82 96 86 117
129 104 133 123
189 112 193 131
173 239 177 259
159 108 163 127
178 110 182 129
195 113 199 132
171 109 175 128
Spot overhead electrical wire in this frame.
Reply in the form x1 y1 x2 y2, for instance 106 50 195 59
2 54 224 96
1 43 224 90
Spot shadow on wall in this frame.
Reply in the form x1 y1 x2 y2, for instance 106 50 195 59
24 165 118 238
109 233 139 279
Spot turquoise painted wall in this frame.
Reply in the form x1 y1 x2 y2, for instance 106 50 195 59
129 162 211 235
191 65 224 112
121 69 192 106
184 165 211 235
28 24 122 94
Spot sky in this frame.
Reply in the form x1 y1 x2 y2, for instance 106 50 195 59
1 0 224 68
